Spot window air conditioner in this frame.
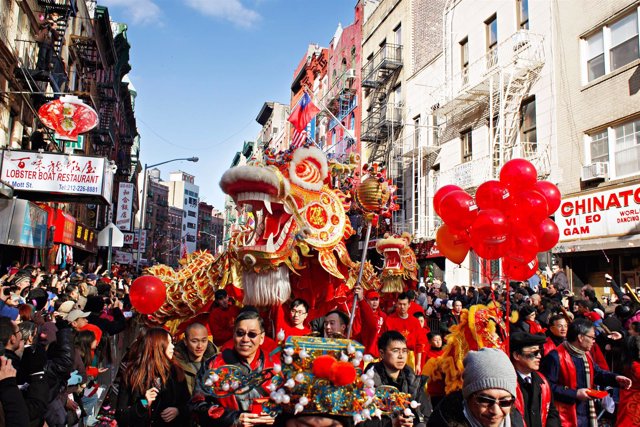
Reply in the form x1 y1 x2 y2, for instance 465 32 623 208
345 69 356 80
581 162 609 181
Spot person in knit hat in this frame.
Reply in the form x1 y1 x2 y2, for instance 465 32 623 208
428 348 524 427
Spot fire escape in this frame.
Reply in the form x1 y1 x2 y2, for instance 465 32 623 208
361 43 404 232
323 67 358 160
431 30 546 191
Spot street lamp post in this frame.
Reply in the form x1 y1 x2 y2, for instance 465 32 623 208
136 156 198 273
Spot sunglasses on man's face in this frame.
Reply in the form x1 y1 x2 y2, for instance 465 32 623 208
474 394 515 408
519 349 543 360
234 329 262 339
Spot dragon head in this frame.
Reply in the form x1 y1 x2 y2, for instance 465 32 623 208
375 233 418 293
220 146 354 309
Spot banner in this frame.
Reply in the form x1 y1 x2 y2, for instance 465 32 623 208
114 250 134 264
558 184 640 241
116 182 134 231
1 150 105 196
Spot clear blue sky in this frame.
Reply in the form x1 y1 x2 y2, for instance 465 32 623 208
101 0 358 209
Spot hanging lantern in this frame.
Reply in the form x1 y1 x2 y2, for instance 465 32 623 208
38 95 99 140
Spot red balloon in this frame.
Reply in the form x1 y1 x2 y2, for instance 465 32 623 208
502 257 538 281
535 218 560 252
475 180 511 211
534 181 561 215
509 190 549 227
506 229 539 263
439 190 478 230
130 275 166 314
436 224 470 264
499 159 537 193
469 209 509 260
434 185 463 216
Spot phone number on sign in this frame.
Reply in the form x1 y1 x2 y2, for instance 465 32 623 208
58 184 99 193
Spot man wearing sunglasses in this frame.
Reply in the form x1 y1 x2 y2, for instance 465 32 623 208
510 332 560 427
191 310 277 426
429 348 523 427
540 318 632 427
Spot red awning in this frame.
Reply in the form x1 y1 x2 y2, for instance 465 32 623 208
40 205 76 245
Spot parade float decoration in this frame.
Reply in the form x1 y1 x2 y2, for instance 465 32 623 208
375 232 419 294
434 158 561 281
37 95 99 140
199 336 419 424
424 302 506 395
144 145 381 325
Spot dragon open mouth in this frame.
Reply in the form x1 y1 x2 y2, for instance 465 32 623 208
383 247 402 271
220 165 296 256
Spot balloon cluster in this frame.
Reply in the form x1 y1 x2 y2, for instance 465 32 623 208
434 159 560 280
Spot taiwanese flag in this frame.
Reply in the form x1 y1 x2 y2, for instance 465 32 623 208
288 93 320 132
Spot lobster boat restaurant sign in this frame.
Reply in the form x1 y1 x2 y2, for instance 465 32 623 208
0 150 112 204
558 184 640 241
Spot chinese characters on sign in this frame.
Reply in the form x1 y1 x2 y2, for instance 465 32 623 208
116 183 134 231
1 150 105 197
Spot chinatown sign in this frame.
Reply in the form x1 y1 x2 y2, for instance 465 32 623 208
0 150 110 202
558 184 640 241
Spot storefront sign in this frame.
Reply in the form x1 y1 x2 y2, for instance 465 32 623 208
1 150 105 196
116 182 134 231
38 95 98 140
0 199 48 248
61 135 85 153
40 206 76 245
114 250 134 264
74 222 97 253
558 184 640 241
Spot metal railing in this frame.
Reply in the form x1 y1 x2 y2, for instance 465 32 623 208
362 43 403 87
431 31 544 109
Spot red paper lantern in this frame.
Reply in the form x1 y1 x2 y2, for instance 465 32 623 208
130 275 166 314
475 180 511 212
38 95 98 140
534 181 562 215
499 159 537 193
535 218 560 252
436 224 470 264
433 185 463 216
439 190 478 230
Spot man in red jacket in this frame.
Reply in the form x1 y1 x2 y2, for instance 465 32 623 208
191 310 276 427
208 289 241 347
385 292 426 374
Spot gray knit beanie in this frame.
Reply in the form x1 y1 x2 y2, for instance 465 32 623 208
462 348 517 399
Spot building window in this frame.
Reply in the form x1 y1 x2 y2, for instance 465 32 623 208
461 129 473 163
460 37 469 85
589 130 609 163
610 12 639 71
413 116 420 149
614 118 640 177
583 10 639 83
188 211 196 217
394 24 402 45
517 0 529 30
486 14 498 68
520 97 537 153
586 32 605 81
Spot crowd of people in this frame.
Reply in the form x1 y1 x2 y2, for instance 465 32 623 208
1 259 640 427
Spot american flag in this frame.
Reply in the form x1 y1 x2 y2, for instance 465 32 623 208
291 128 308 148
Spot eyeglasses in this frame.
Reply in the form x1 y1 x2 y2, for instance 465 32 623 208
519 350 542 359
581 334 596 341
290 309 307 317
234 329 262 339
474 394 515 408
